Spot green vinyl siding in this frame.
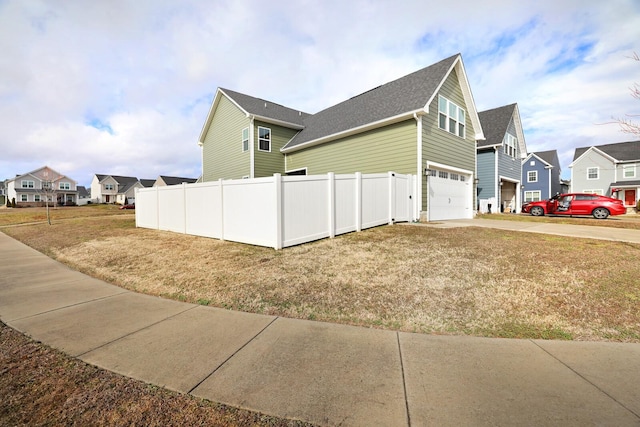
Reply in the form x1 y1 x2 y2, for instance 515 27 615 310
421 69 477 210
202 95 250 181
254 120 299 177
285 120 416 175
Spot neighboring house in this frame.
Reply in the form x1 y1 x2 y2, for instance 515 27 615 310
476 103 527 213
154 176 198 186
521 150 562 203
6 166 78 207
76 185 92 206
0 179 5 205
570 140 640 211
199 53 485 221
91 174 154 204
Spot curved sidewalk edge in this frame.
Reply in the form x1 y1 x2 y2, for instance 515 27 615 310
1 232 639 426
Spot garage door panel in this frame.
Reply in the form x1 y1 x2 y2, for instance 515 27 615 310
428 169 471 221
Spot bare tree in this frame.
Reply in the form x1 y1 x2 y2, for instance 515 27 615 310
39 169 60 226
612 52 640 137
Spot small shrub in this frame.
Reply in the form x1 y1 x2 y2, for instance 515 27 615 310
11 197 16 208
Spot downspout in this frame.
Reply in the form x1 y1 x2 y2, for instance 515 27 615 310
413 112 423 221
249 115 255 178
494 147 499 210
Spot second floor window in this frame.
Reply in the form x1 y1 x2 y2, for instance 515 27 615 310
59 182 70 190
105 184 115 191
623 164 636 178
438 96 465 138
242 127 249 152
527 171 537 182
258 126 271 152
503 134 517 158
587 167 599 180
21 180 34 188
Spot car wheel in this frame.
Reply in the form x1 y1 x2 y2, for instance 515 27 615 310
530 206 544 216
592 208 609 219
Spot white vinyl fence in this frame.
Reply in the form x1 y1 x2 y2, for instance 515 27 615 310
135 172 417 249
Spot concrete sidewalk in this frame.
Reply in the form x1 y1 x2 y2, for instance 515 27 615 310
1 231 639 426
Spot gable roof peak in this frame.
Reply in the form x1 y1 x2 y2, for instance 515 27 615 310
572 139 640 162
282 53 483 151
477 103 520 148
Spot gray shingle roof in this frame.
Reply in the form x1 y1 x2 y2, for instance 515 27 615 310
573 140 640 161
283 54 460 150
220 88 310 127
96 174 138 185
77 186 90 198
530 150 559 167
477 104 517 148
159 176 198 185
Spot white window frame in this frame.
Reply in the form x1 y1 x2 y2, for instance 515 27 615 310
20 194 28 202
527 171 537 182
583 189 604 195
105 183 115 191
524 190 541 202
587 167 599 180
34 194 41 202
258 126 271 152
242 127 249 152
623 164 636 179
21 180 35 188
438 96 465 138
59 182 70 190
503 134 517 158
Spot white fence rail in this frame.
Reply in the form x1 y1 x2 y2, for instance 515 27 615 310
135 172 417 249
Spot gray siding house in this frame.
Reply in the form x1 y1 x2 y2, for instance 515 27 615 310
199 54 485 221
476 104 526 213
521 150 562 202
570 140 640 210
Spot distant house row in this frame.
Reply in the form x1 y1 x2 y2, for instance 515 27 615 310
2 166 198 207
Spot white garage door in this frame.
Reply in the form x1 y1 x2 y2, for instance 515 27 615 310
428 168 472 221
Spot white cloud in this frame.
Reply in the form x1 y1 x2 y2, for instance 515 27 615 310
1 0 639 185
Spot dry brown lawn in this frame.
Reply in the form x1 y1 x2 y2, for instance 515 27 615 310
2 207 639 342
0 321 314 426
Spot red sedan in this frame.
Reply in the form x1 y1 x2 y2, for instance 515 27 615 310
522 193 626 219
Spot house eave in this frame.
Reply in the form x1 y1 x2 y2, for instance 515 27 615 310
281 109 422 154
248 114 305 130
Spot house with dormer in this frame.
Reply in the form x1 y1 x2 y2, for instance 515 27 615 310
521 150 562 203
198 54 485 221
476 104 527 213
6 166 78 207
570 140 640 211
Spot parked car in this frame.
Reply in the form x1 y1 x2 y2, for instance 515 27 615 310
522 193 625 219
119 204 135 210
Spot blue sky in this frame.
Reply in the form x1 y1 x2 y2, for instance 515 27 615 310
1 0 639 186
